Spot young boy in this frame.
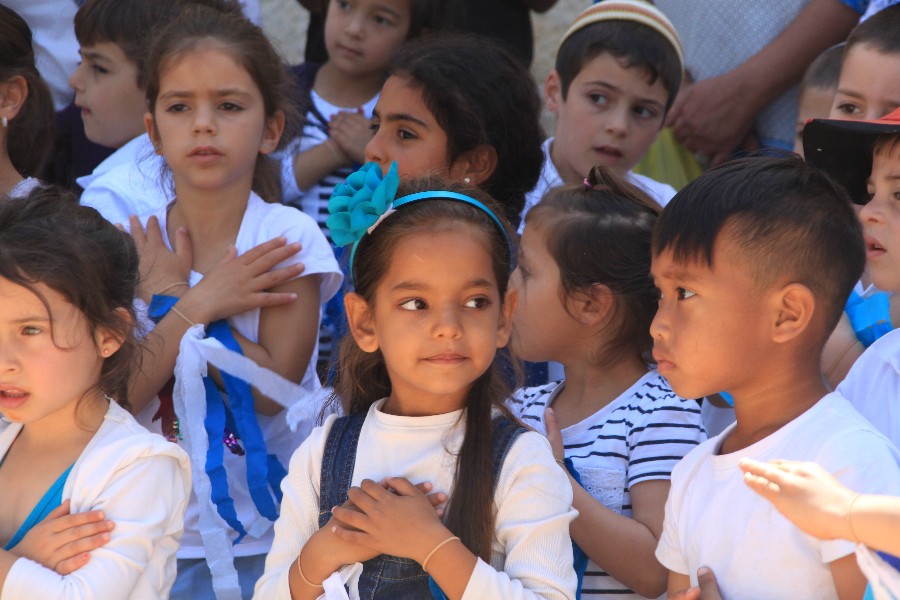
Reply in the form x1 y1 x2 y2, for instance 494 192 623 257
828 5 900 123
794 44 843 157
72 0 242 225
651 156 900 599
522 0 683 226
806 108 900 451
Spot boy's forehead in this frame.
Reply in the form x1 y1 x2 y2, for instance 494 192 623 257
650 248 708 281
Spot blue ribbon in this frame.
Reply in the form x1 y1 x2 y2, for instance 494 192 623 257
846 289 893 348
149 294 287 542
561 457 589 599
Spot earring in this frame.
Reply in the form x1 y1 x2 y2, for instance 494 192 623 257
463 177 471 185
101 348 111 356
1 117 7 128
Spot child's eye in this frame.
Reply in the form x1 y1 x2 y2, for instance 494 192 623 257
368 121 380 133
397 128 416 141
90 64 109 75
373 13 396 27
220 102 242 112
465 297 490 309
676 287 696 301
399 298 427 311
336 0 351 10
166 103 189 113
588 93 610 108
835 102 862 117
21 325 42 336
634 105 659 121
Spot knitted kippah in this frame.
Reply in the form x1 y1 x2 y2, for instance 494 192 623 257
559 0 684 74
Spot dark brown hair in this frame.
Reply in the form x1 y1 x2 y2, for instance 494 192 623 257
74 0 243 89
525 166 661 367
144 5 301 202
556 20 683 112
0 5 54 178
331 176 517 561
845 5 900 57
0 185 139 408
387 33 544 229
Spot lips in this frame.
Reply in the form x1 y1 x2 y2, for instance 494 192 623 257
189 146 224 163
423 352 466 365
652 350 674 373
0 387 29 409
864 234 887 259
594 145 624 164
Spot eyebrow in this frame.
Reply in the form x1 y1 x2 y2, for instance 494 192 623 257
80 50 110 63
158 88 253 101
12 316 50 324
371 109 430 129
373 4 402 19
651 268 699 282
581 80 665 109
391 279 495 292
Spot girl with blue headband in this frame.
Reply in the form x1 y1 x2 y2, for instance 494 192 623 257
255 164 578 600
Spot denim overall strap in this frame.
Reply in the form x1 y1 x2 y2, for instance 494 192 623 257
318 410 368 528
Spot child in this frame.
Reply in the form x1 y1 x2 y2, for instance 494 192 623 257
127 7 342 598
0 187 191 597
651 155 900 599
0 6 54 197
507 166 706 599
281 0 444 230
254 167 578 599
794 44 843 157
521 0 684 227
71 0 244 225
829 5 900 123
364 32 544 229
805 108 900 451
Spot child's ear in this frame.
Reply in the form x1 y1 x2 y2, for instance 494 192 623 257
571 284 613 327
260 109 285 155
345 292 379 352
0 75 28 123
450 144 498 187
496 288 518 348
770 283 816 344
545 69 563 114
94 307 132 358
144 112 163 155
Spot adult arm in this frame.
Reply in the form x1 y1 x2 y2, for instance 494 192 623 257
667 0 860 164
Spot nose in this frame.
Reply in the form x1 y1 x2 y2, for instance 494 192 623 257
0 340 21 374
345 13 365 38
69 62 85 93
364 131 388 171
649 298 669 342
432 304 463 339
605 106 629 138
192 104 216 135
859 193 882 223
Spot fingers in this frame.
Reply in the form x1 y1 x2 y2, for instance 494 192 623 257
172 226 193 263
379 477 422 498
43 499 72 523
237 236 290 265
696 566 723 600
55 552 91 576
47 509 108 534
543 407 566 460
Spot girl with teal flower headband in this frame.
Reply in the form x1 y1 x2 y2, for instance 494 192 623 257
256 165 579 600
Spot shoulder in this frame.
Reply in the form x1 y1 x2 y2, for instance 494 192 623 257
498 428 571 499
626 372 703 418
86 402 189 467
626 171 677 207
840 328 900 388
508 380 561 419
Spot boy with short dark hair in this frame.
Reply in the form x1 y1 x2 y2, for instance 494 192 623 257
651 156 900 599
522 0 683 226
72 0 242 224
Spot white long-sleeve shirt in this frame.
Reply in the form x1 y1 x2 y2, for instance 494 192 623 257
254 400 578 600
1 401 191 600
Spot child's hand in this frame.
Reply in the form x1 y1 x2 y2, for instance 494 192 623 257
129 215 193 303
331 477 451 562
739 458 854 541
669 567 723 600
543 407 567 463
11 500 114 575
329 111 373 165
178 237 305 324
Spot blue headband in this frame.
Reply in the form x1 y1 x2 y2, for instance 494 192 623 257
326 162 511 280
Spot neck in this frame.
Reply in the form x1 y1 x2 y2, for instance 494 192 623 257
381 388 467 418
315 62 383 108
548 138 627 185
722 363 828 453
167 180 250 268
559 353 648 409
19 392 108 448
0 144 24 196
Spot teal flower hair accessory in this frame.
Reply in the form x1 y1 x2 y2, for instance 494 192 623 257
326 162 399 247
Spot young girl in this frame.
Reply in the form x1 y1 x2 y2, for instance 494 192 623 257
364 32 544 229
254 166 577 599
507 167 707 599
0 6 53 197
0 187 191 598
127 7 342 598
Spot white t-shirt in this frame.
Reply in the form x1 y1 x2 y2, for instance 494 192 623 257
254 400 579 600
520 138 676 233
509 372 707 599
279 90 379 240
656 392 900 600
1 401 191 600
837 327 900 449
78 134 171 226
135 192 342 558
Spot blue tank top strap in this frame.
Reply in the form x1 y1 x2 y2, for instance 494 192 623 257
845 289 894 347
4 464 74 551
318 410 368 528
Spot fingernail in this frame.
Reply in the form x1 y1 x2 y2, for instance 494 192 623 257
98 512 104 519
698 566 710 576
331 526 337 533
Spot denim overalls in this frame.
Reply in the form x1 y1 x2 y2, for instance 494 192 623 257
317 409 527 599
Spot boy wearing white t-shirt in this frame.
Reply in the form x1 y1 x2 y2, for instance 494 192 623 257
650 156 900 600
